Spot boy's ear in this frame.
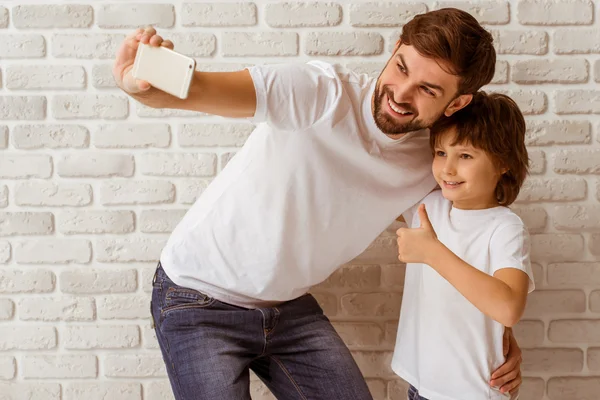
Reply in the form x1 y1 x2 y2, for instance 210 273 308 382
444 93 473 117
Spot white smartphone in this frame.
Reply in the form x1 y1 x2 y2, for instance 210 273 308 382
131 44 196 99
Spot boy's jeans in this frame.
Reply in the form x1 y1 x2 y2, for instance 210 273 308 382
151 262 373 400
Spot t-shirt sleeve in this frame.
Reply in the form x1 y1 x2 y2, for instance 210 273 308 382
246 61 341 131
489 224 535 293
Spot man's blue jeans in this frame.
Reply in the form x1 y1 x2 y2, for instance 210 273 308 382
151 262 373 400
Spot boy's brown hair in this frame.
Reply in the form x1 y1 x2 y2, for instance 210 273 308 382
400 8 496 95
429 92 529 206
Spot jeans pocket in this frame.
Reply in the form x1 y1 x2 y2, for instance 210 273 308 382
161 286 216 315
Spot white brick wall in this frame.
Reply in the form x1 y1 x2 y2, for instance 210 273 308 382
0 1 598 399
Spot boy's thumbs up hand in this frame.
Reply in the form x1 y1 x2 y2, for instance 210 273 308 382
396 204 439 264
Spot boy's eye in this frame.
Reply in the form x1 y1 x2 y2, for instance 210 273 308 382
435 150 446 157
460 153 472 159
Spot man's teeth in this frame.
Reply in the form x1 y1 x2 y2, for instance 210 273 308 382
388 98 411 115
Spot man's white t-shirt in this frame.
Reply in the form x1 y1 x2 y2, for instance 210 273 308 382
392 190 535 400
159 61 437 308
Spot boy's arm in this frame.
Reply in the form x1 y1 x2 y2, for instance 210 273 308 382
114 27 256 118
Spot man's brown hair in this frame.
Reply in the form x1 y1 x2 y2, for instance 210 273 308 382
400 8 496 95
429 92 529 206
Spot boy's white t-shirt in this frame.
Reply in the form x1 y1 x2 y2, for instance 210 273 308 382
159 61 437 308
392 190 534 400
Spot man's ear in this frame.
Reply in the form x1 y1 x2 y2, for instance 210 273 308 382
444 93 473 117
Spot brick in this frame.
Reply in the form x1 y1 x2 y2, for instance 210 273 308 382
64 325 139 349
224 32 297 57
92 63 117 88
178 180 210 204
0 299 14 320
352 351 393 378
491 89 547 114
6 65 85 90
65 383 142 400
98 295 151 320
311 292 337 316
144 381 174 400
306 32 383 56
0 326 56 350
517 178 586 202
353 237 399 264
547 377 600 399
53 33 125 59
592 234 600 256
0 241 10 263
316 265 381 290
528 149 545 174
549 320 600 343
0 186 7 208
19 297 95 322
0 34 45 58
554 205 600 231
548 263 600 286
0 269 55 293
366 379 386 400
250 379 276 400
589 348 600 370
15 182 92 207
555 149 600 174
101 180 175 205
491 30 548 55
556 90 600 114
525 120 590 146
490 60 509 84
0 212 53 236
520 377 545 400
380 264 406 291
433 1 510 24
518 0 593 25
135 102 206 118
513 320 545 347
522 348 583 373
52 94 128 119
592 290 600 312
349 3 427 27
57 153 134 177
332 322 383 347
266 2 340 27
166 33 215 57
15 238 90 264
531 262 544 288
95 238 165 263
179 123 253 147
98 4 174 28
13 5 92 28
554 29 600 54
0 356 15 379
524 290 586 317
13 124 89 149
142 324 159 349
0 383 60 400
595 60 600 82
0 126 7 149
0 96 46 120
0 155 52 179
140 210 187 233
531 234 584 262
341 292 402 317
23 355 96 378
347 62 383 79
183 3 256 27
60 269 137 294
104 354 166 377
95 123 170 148
0 7 7 28
58 210 134 234
221 152 236 170
511 206 547 233
513 59 588 84
388 379 411 400
139 153 217 177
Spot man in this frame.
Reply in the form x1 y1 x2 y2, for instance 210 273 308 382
114 8 523 400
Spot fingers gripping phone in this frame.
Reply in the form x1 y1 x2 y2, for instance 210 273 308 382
131 44 196 99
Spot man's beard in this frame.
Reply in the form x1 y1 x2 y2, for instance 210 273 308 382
372 84 443 136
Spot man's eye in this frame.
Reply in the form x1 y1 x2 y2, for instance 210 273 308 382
422 86 435 96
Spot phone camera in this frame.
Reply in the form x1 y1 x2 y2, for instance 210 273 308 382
189 64 193 69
